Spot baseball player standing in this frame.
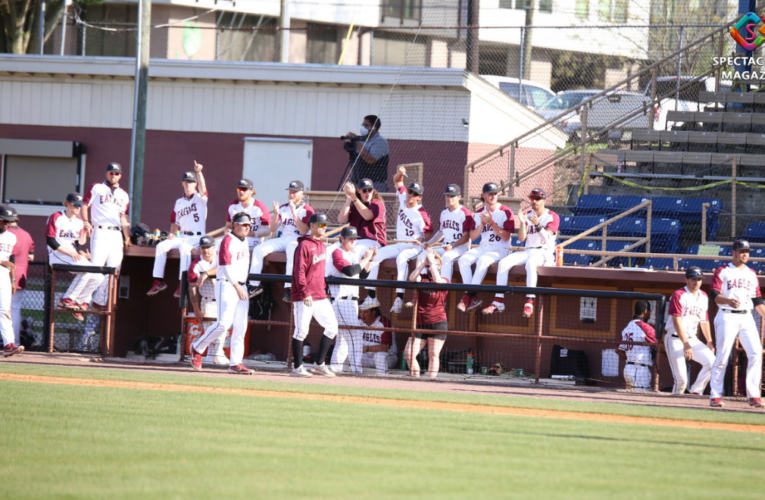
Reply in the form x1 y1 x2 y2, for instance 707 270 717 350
616 301 657 391
709 239 765 408
148 162 208 298
663 266 715 395
248 180 314 303
359 166 432 314
290 213 339 378
7 206 34 345
0 206 21 357
456 182 515 312
326 226 376 373
416 184 473 282
225 178 272 252
188 236 228 366
484 188 559 317
46 193 105 322
82 162 131 310
190 213 254 375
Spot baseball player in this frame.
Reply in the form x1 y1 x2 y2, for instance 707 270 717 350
483 188 559 317
290 213 339 378
225 178 272 252
616 300 657 391
7 205 34 344
359 308 397 374
709 239 765 408
415 184 473 282
664 266 715 395
0 206 21 357
336 178 387 253
248 180 314 303
326 226 376 373
148 162 208 298
46 193 106 322
82 163 131 311
456 182 515 312
359 166 432 314
188 236 228 366
189 213 254 375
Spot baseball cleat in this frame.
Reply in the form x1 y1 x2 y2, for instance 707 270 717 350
482 301 505 315
58 298 79 310
466 296 483 311
710 398 724 408
247 284 263 299
690 392 703 396
228 364 254 375
748 398 764 408
282 288 292 303
312 363 336 377
189 347 203 371
359 296 381 310
173 283 182 298
291 365 313 378
147 280 167 296
3 344 24 357
523 302 534 318
390 297 404 314
456 294 471 312
77 302 89 311
71 311 85 322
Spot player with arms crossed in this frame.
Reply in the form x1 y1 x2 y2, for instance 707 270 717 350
708 239 765 408
616 300 657 391
415 184 473 282
148 163 208 297
484 188 559 317
290 213 339 378
457 182 515 312
663 266 714 395
225 178 271 252
188 236 228 366
248 180 314 303
82 163 131 311
360 166 432 314
46 193 106 322
189 213 254 375
327 226 376 373
0 206 21 357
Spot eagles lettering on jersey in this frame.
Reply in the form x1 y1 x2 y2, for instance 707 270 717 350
45 212 84 250
278 203 315 238
438 206 473 245
396 186 432 240
83 182 130 226
174 203 200 223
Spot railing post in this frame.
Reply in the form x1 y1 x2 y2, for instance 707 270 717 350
602 224 607 255
48 269 57 354
716 31 724 93
702 202 709 244
646 200 652 255
534 296 544 384
731 156 737 239
578 105 588 175
649 66 658 131
409 297 418 376
509 144 515 197
287 301 294 370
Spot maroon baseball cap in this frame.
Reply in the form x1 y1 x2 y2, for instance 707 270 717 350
529 188 546 200
733 239 751 251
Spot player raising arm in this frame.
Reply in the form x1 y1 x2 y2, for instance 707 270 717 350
336 178 387 254
225 179 271 252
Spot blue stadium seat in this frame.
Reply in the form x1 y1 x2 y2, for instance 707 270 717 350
569 195 616 216
679 258 721 272
559 215 576 236
636 218 682 253
748 247 765 273
563 240 600 266
608 217 646 236
650 197 685 217
569 216 609 236
613 196 650 217
605 240 641 268
680 198 722 241
512 236 524 248
744 222 765 243
644 257 676 270
719 246 732 256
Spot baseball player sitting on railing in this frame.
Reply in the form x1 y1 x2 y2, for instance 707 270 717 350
616 300 657 391
224 178 272 252
148 162 208 298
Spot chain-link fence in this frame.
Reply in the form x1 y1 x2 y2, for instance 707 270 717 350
18 262 48 352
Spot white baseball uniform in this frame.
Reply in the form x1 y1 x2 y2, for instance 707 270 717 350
192 234 250 368
0 229 17 347
153 191 208 280
458 204 515 285
188 253 227 365
709 263 763 399
366 185 432 293
619 318 657 391
83 181 129 306
328 247 363 372
249 202 314 288
46 211 105 307
227 198 271 250
495 208 559 298
417 206 474 281
664 287 714 394
360 316 397 374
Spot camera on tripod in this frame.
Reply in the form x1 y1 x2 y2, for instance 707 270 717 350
340 134 368 160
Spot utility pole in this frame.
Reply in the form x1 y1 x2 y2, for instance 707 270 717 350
466 0 479 73
39 0 46 55
60 0 71 56
521 0 535 80
279 0 290 63
129 0 151 224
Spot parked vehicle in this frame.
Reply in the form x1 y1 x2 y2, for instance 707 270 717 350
643 76 731 130
480 75 555 110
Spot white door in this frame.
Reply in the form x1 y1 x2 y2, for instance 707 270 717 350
242 138 313 207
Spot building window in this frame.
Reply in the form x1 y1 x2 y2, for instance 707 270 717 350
384 0 421 21
307 24 338 65
539 0 552 13
499 0 513 8
599 0 628 23
576 0 589 18
515 0 528 9
614 0 628 22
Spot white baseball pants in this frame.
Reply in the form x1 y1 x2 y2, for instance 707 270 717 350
200 297 228 365
623 362 652 391
417 244 468 282
11 288 24 344
664 334 715 394
192 281 249 367
249 236 298 287
366 242 418 293
361 352 398 374
293 298 338 341
458 244 508 285
710 311 763 399
90 227 124 306
153 235 199 280
330 298 363 373
324 238 379 277
0 278 14 347
495 248 554 298
49 252 106 306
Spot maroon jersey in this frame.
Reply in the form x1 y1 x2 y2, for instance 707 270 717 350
9 226 34 290
292 236 328 301
417 275 449 325
348 199 387 246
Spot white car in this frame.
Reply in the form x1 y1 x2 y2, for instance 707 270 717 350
644 76 731 130
480 75 556 110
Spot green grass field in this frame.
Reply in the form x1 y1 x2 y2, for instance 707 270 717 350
1 363 764 500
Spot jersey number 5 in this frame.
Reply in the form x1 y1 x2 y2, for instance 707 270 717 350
193 213 199 222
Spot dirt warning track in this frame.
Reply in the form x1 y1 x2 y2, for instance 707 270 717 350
2 372 764 434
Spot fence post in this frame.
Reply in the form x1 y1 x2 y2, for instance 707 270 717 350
701 203 709 244
43 264 52 353
578 105 588 175
646 200 652 255
534 296 544 384
509 144 515 197
716 31 724 92
48 269 57 354
649 67 658 131
731 157 737 239
179 272 188 362
287 301 294 370
409 297 418 376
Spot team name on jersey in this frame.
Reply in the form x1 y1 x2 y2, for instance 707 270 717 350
441 219 461 232
99 193 127 210
363 332 383 344
232 250 248 262
725 278 756 292
58 229 80 239
176 203 199 221
312 253 326 265
398 210 414 229
685 305 705 318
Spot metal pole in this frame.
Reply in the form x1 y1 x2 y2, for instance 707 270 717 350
518 26 524 93
534 296 544 384
279 0 290 63
59 0 69 56
521 0 534 81
39 0 46 55
466 0 479 73
732 156 737 238
674 26 684 112
129 0 151 225
649 67 658 131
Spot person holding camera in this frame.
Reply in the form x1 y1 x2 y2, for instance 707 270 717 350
344 115 389 193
